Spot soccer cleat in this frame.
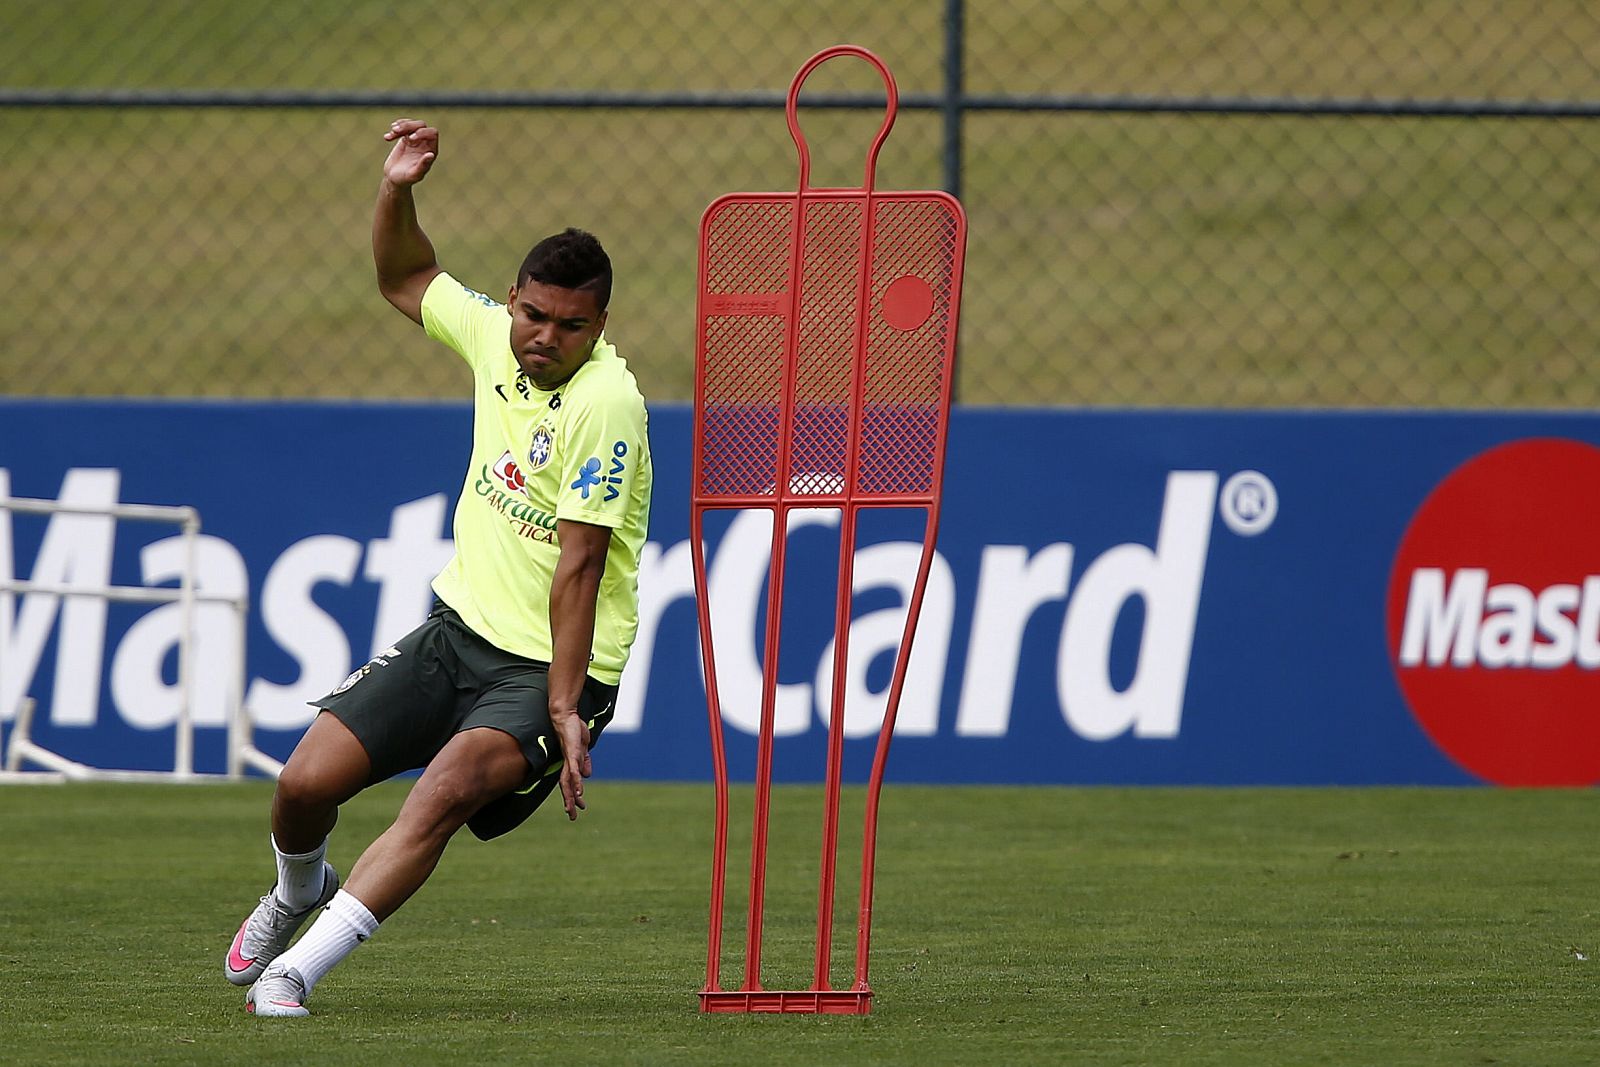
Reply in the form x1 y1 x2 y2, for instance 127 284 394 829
246 965 311 1018
224 864 340 986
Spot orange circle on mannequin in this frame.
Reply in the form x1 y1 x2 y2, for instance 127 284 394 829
880 275 934 331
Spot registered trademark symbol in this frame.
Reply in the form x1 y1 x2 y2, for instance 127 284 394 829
1219 470 1277 536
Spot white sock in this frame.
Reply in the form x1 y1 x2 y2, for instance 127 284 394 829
271 834 329 911
273 889 379 994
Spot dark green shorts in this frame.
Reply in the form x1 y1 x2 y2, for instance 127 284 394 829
314 599 618 841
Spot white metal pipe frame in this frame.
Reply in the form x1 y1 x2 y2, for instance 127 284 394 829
0 495 282 783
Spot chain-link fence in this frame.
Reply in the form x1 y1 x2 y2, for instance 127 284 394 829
3 2 1597 407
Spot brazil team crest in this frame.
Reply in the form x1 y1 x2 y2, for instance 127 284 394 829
331 666 365 695
528 425 554 471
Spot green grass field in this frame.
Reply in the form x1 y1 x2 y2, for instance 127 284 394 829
3 3 1599 406
2 780 1597 1065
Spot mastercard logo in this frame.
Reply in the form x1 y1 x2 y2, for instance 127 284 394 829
1386 438 1600 785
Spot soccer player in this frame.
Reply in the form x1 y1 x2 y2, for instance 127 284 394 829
224 118 653 1017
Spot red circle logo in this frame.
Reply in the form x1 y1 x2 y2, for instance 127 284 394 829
880 275 934 332
1386 438 1600 785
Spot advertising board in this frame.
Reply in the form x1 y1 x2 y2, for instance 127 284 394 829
3 400 1596 785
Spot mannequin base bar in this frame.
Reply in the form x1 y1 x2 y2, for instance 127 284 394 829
699 989 873 1014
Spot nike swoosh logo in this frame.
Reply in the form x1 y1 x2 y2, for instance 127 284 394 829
495 384 509 401
227 923 256 973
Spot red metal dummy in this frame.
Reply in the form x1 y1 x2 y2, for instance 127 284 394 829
691 45 967 1014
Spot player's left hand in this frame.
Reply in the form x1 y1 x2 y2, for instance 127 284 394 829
552 711 594 821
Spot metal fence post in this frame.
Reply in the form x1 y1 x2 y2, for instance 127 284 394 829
943 0 964 203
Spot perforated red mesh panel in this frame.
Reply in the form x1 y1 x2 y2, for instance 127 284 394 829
694 191 962 504
697 198 792 497
858 196 964 496
790 200 862 496
703 201 794 295
699 313 785 495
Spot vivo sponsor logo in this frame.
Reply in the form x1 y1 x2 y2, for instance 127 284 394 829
4 467 1246 742
1398 568 1600 670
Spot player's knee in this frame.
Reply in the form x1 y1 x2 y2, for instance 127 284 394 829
396 732 526 837
398 773 495 839
275 759 353 813
275 711 369 812
439 731 527 805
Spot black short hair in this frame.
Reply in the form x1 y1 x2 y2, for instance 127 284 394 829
517 228 612 311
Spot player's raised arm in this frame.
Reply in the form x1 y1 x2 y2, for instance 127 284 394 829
373 118 444 325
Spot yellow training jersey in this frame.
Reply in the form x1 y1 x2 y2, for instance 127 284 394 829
421 271 652 685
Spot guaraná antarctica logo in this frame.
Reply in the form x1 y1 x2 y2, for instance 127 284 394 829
1386 437 1600 786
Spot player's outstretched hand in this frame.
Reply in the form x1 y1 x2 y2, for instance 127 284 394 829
552 712 594 821
382 118 438 186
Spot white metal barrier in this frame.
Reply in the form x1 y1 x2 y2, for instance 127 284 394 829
0 495 282 783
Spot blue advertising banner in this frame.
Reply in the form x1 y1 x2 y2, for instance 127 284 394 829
2 400 1597 787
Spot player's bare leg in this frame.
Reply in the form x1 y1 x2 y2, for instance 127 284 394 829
342 725 529 919
271 711 373 852
226 712 371 986
248 727 530 1016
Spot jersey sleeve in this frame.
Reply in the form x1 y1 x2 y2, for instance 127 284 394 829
555 375 649 530
421 271 507 371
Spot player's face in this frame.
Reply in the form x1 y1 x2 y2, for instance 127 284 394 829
506 280 608 390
